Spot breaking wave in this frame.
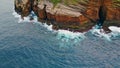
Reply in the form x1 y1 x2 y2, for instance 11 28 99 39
12 11 38 23
57 30 85 41
90 25 120 41
13 11 120 43
12 11 86 43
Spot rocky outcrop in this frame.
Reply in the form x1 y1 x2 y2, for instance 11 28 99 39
86 0 120 21
85 0 120 32
14 0 120 32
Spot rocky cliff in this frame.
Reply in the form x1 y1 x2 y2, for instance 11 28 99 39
14 0 120 32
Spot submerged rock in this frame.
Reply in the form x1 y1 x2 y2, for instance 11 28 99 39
14 0 120 32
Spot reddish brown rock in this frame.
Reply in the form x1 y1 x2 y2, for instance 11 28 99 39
14 0 31 17
14 0 120 32
85 0 120 21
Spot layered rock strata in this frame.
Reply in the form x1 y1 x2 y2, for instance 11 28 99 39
14 0 120 32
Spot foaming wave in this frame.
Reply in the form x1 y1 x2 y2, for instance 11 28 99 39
90 25 120 41
36 22 86 44
12 11 38 23
38 22 86 44
109 26 120 33
13 11 120 43
12 11 52 31
56 30 86 46
42 23 53 31
91 27 111 41
108 26 120 37
34 21 85 43
12 11 85 44
12 11 21 18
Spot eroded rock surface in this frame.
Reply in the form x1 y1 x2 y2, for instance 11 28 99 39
14 0 120 32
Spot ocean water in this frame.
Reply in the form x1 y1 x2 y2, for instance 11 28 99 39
0 0 120 68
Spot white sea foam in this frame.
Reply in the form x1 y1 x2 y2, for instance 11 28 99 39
91 27 111 41
36 22 86 43
56 29 86 44
57 30 85 39
12 11 85 43
12 12 21 18
43 23 53 31
91 26 120 41
109 26 120 33
54 30 85 47
34 21 85 42
108 26 120 37
12 11 38 23
13 11 120 42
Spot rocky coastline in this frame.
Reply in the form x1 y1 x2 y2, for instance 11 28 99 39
14 0 120 32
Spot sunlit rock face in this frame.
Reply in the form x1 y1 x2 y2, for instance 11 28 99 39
14 0 120 32
14 0 31 17
37 1 88 23
14 0 38 17
37 1 93 32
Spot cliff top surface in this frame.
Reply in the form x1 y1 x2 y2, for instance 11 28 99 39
37 0 89 17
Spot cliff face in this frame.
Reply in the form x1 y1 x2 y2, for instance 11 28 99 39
86 0 120 20
14 0 120 32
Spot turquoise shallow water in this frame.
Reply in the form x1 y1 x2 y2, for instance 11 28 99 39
0 0 120 68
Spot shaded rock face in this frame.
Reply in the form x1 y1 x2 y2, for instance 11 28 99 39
86 0 120 24
14 0 120 32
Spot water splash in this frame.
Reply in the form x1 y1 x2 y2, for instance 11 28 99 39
12 11 38 23
90 25 120 41
57 30 85 39
12 11 53 31
42 23 53 31
108 26 120 38
91 28 111 41
109 26 120 33
56 30 86 47
12 11 120 44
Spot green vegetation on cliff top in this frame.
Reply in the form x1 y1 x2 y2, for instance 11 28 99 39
50 0 88 5
113 0 120 8
38 0 120 8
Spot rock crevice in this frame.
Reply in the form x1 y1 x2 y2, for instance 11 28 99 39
14 0 120 32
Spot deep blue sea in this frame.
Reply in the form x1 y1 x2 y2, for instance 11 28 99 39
0 0 120 68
